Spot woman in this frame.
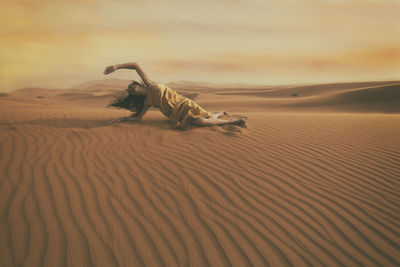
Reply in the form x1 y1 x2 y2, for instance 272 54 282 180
104 62 246 129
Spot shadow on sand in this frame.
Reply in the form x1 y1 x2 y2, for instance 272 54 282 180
2 118 180 131
2 117 246 135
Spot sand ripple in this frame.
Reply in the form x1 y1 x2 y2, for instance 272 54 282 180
0 87 399 266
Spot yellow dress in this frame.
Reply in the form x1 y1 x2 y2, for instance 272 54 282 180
145 82 211 129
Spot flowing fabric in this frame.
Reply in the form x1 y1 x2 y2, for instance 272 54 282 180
145 83 211 129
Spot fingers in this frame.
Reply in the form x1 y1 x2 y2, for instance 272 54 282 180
103 65 116 75
104 69 112 75
111 117 127 123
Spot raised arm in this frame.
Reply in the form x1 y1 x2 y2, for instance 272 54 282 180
103 62 154 87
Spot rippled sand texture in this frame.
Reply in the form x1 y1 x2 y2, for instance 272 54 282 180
1 81 400 266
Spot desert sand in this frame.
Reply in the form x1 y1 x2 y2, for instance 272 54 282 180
0 80 399 266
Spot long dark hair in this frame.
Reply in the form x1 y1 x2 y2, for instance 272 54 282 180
108 81 146 115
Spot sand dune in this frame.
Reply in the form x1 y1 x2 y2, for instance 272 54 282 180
289 83 400 113
0 80 399 266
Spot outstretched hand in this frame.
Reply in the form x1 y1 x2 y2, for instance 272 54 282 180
111 117 127 123
111 116 141 124
103 65 116 75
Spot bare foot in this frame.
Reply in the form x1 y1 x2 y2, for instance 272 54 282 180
231 117 247 127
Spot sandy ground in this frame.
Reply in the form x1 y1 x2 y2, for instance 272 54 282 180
0 80 399 266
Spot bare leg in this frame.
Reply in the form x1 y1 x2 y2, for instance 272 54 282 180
192 112 246 127
210 110 227 119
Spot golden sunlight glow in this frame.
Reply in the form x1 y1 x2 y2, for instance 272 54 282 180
1 0 399 91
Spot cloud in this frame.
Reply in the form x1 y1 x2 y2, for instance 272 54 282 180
1 0 399 91
155 46 400 75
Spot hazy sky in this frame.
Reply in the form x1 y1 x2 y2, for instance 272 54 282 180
1 0 399 91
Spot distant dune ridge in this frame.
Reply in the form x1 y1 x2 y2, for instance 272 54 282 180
0 79 399 266
6 79 400 113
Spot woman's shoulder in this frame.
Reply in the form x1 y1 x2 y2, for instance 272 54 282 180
148 81 167 92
